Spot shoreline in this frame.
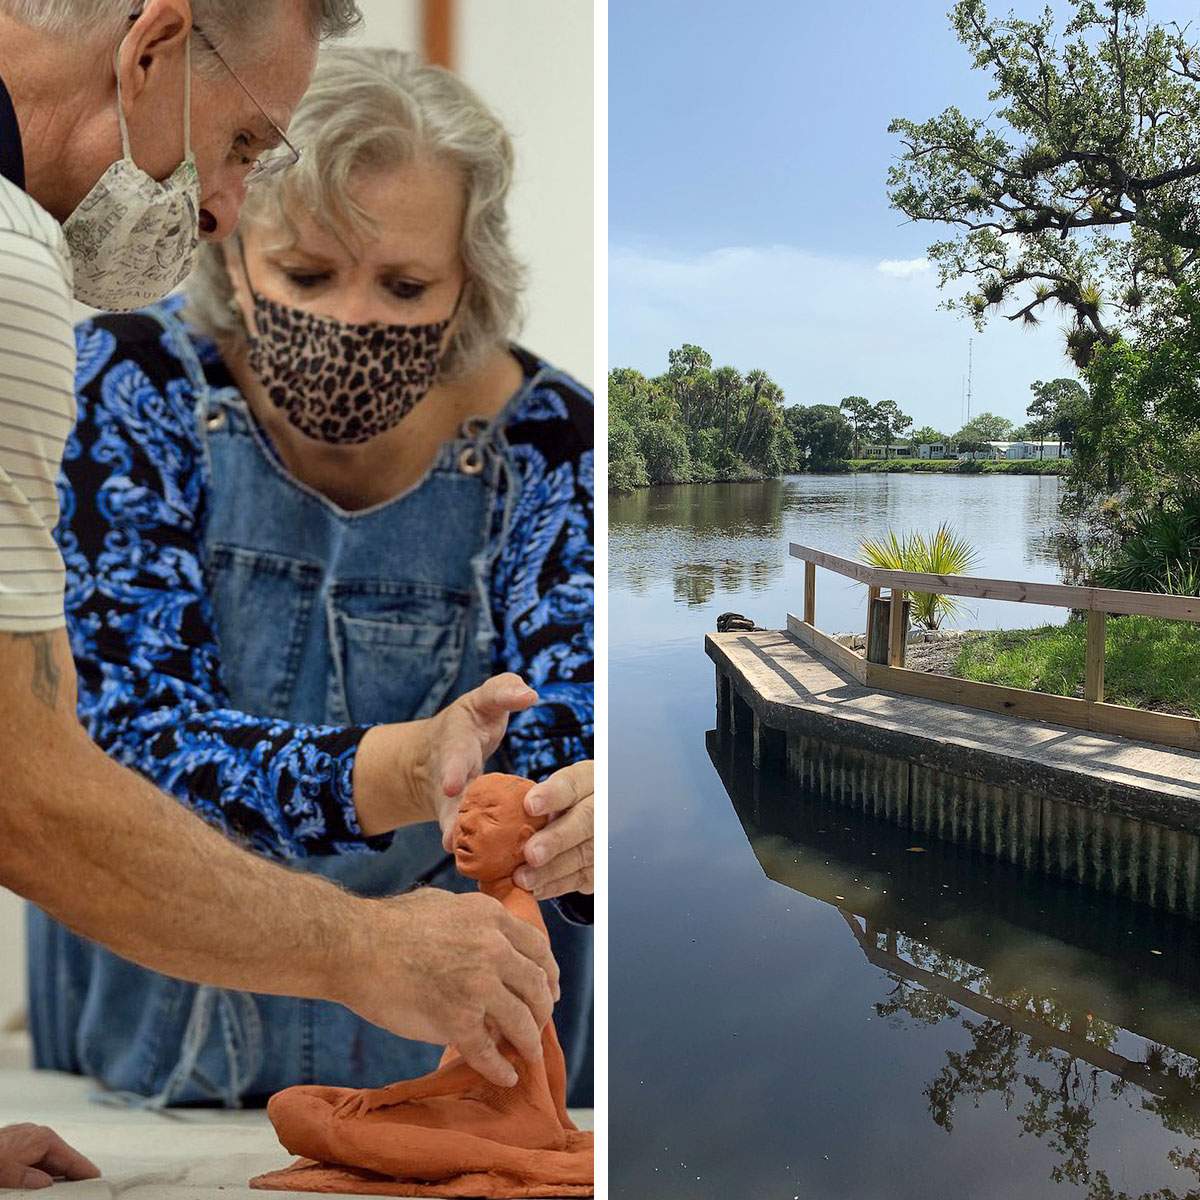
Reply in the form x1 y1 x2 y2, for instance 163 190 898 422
610 460 1067 492
843 458 1065 475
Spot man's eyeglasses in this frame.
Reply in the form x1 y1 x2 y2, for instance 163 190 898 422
192 26 302 186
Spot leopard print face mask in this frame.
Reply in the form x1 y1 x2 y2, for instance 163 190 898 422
244 291 455 445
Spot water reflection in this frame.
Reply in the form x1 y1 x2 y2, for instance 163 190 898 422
611 478 787 537
607 472 1187 1195
611 480 788 604
710 733 1200 1200
672 559 779 608
611 475 1071 635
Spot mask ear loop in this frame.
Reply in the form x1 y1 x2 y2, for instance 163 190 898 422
181 36 193 161
438 278 470 380
234 234 264 341
113 44 134 162
447 279 468 324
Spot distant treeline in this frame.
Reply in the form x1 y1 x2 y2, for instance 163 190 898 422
609 346 793 490
609 343 1081 491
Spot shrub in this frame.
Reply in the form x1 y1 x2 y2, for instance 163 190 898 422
1091 493 1200 595
638 419 694 484
609 419 648 492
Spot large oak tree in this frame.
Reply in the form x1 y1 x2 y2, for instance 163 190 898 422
889 0 1200 367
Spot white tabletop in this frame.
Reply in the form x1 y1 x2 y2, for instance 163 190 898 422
0 1062 593 1199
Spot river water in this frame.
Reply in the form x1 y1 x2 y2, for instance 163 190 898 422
610 474 1200 1200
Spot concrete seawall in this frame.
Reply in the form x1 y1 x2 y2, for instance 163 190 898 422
709 629 1200 916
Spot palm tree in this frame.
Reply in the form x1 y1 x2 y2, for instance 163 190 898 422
860 524 980 629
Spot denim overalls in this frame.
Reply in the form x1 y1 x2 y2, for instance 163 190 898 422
27 305 593 1108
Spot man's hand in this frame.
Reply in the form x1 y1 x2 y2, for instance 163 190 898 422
338 887 560 1089
514 760 594 901
0 1124 99 1189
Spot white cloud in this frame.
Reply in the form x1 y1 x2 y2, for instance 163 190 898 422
876 256 931 278
609 241 1076 430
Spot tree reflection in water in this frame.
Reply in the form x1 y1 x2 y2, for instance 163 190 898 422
611 480 789 605
711 732 1200 1199
858 921 1200 1197
670 559 780 609
873 926 1200 1190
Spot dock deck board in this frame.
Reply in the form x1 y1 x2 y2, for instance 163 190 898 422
707 629 1200 812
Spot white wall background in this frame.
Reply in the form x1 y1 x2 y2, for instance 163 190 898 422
347 0 594 386
0 0 594 1041
0 890 22 1035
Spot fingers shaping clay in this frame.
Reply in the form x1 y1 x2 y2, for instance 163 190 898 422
249 773 594 1197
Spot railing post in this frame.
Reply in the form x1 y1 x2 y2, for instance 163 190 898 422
804 560 816 625
889 588 907 667
866 590 889 664
1085 609 1106 703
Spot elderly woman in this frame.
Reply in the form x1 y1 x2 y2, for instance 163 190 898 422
27 48 594 1109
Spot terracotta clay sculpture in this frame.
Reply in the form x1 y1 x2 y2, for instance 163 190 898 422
249 773 593 1198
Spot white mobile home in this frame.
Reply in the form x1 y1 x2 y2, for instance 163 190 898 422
1016 441 1071 460
984 440 1072 460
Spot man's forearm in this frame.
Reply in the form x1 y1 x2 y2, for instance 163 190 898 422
0 629 353 1002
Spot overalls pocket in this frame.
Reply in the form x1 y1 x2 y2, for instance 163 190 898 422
206 544 322 716
328 581 471 725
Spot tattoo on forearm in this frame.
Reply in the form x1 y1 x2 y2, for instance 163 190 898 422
14 632 60 709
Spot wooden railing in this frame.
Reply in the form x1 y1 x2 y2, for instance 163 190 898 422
788 543 1200 751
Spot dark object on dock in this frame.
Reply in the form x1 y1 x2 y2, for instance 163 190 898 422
716 612 759 633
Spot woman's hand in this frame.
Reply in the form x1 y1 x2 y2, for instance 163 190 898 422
353 674 538 839
0 1124 99 1189
426 674 539 846
514 760 594 901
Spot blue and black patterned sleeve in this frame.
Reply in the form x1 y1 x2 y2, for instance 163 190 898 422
60 314 386 861
492 372 594 782
492 372 594 926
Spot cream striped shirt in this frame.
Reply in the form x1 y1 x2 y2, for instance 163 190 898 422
0 173 74 631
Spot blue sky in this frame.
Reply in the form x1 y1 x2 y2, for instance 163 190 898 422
609 0 1144 432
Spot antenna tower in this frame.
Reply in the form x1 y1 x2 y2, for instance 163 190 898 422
966 338 974 421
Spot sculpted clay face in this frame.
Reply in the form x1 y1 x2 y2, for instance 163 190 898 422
250 773 594 1198
452 779 540 882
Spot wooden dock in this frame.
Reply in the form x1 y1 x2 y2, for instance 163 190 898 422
707 628 1200 915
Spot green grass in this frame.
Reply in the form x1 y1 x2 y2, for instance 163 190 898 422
845 458 1066 475
955 615 1200 716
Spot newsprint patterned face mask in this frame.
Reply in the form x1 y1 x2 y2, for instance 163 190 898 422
242 252 461 445
63 37 201 311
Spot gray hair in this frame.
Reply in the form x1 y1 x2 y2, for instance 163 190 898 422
186 47 525 380
0 0 362 51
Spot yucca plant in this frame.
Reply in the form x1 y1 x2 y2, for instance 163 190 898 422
860 524 981 630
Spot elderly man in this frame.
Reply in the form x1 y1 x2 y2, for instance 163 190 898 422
0 0 560 1187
